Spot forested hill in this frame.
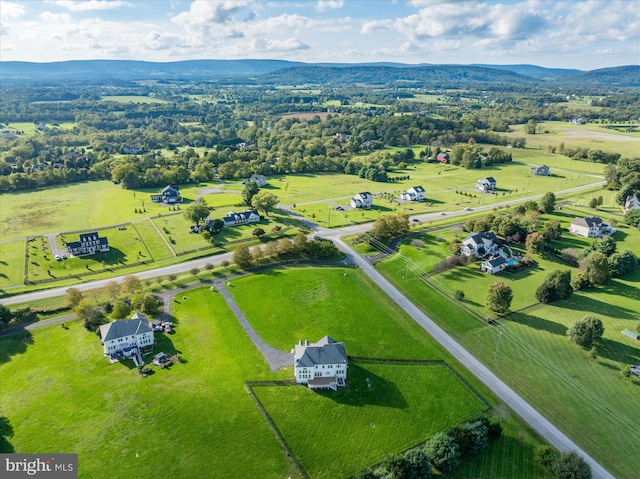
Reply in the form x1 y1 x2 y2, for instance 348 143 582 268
257 65 541 87
0 59 637 87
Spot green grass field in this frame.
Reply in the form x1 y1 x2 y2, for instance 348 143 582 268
254 361 487 479
0 287 298 479
375 205 640 479
505 121 640 159
131 219 175 261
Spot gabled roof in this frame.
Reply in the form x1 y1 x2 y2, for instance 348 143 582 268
99 314 152 342
484 256 507 267
354 191 372 199
480 177 497 183
464 232 499 248
161 185 179 193
294 335 347 368
409 186 425 193
572 216 602 228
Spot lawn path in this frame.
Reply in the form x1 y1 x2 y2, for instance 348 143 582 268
216 281 293 372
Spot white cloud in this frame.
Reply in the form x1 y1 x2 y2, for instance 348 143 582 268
316 0 343 12
172 0 253 27
361 19 393 35
0 1 26 19
53 1 131 12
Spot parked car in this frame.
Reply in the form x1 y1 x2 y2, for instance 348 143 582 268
464 207 473 211
55 255 61 261
61 254 67 260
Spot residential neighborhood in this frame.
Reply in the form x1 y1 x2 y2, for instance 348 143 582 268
99 312 154 363
150 185 182 204
476 177 497 191
569 216 616 238
401 186 426 201
351 191 373 208
66 232 110 257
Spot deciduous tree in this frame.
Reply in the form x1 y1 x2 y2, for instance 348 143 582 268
251 191 279 216
233 244 253 269
183 198 210 226
552 451 592 479
579 251 609 286
65 287 84 309
486 281 513 314
567 316 604 348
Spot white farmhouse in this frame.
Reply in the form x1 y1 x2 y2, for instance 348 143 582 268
569 217 615 238
401 186 426 202
461 232 500 258
221 210 261 227
351 192 373 208
293 336 348 390
476 177 497 191
530 165 550 176
99 313 154 361
246 174 268 187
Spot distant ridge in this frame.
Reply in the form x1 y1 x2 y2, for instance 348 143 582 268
0 59 637 86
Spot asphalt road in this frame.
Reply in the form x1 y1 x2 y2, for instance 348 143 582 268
332 237 614 479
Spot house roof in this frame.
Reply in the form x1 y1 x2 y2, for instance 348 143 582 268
408 186 425 193
464 232 499 248
99 314 152 342
625 196 640 210
572 216 602 228
223 210 259 222
294 335 347 368
484 256 507 267
354 192 372 199
480 177 496 183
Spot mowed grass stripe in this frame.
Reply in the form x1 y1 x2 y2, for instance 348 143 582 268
132 219 174 260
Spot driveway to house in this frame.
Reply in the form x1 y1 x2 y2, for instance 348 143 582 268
332 236 614 479
46 233 66 258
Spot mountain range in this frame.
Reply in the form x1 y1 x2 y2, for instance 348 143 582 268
0 60 638 87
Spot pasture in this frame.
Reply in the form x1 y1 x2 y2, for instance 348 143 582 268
0 239 25 289
0 287 298 479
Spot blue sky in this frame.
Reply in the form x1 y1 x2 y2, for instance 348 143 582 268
1 0 638 69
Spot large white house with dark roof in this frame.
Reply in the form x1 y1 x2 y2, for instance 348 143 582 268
476 177 497 191
569 217 616 238
221 210 261 227
293 336 348 390
624 195 640 213
461 232 500 258
351 192 373 208
401 186 426 201
99 312 154 360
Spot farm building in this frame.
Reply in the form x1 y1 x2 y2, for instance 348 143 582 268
569 217 616 238
436 152 449 163
293 336 348 390
351 192 373 208
461 232 500 258
222 210 261 227
401 186 426 201
476 177 497 191
66 232 110 257
99 312 154 362
150 185 182 204
530 165 550 176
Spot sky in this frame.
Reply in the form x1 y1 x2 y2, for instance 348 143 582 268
0 0 638 70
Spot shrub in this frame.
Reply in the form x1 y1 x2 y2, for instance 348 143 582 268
571 272 590 291
460 420 489 456
454 290 465 301
535 270 572 303
534 444 558 468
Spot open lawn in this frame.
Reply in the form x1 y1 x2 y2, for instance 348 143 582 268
505 122 640 159
0 287 298 479
131 219 175 261
254 361 487 479
0 239 25 289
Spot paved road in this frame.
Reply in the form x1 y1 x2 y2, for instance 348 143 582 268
332 237 613 479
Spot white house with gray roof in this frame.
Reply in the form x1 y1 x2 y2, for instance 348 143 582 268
569 216 616 238
351 192 373 208
461 232 500 258
293 336 348 390
99 312 154 360
401 186 426 201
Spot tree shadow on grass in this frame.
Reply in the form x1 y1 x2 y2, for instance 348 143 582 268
0 331 34 364
560 293 637 319
511 313 567 336
319 362 408 409
596 337 640 364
